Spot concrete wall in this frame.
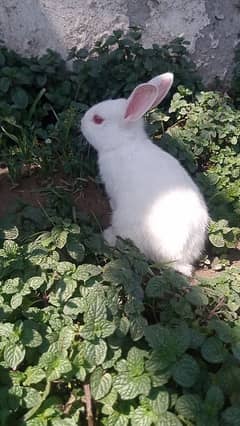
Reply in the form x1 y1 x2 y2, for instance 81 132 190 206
0 0 239 85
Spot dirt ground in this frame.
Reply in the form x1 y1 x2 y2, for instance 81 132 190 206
0 167 239 280
0 167 110 228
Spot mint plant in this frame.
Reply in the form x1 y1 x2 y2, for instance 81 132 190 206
0 27 239 425
0 203 240 425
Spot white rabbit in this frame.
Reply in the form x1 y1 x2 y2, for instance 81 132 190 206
81 73 209 276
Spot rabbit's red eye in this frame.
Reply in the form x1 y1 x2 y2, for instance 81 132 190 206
93 114 104 124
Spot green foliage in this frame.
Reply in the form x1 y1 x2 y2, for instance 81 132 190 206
0 29 200 182
70 28 201 104
167 89 240 225
0 28 240 425
0 204 240 425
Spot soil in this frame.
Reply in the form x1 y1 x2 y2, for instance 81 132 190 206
0 168 239 280
0 167 111 228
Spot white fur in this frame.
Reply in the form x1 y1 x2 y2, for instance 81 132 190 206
81 77 209 276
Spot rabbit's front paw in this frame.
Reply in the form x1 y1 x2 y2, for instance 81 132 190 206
174 263 193 277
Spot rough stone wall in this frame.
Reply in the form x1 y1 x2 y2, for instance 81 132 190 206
0 0 239 85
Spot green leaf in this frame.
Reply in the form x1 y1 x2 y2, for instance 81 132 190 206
201 337 227 363
85 339 107 366
56 261 76 275
113 372 151 400
185 287 208 306
103 348 122 370
85 292 107 322
0 322 14 338
57 326 75 351
127 347 145 377
52 419 79 426
3 239 19 254
49 277 77 305
80 323 95 341
149 370 171 387
90 367 112 400
152 391 169 414
146 276 165 298
75 365 86 381
144 324 171 350
189 329 205 349
66 236 85 262
26 418 47 426
232 342 240 360
81 317 114 340
4 343 25 370
100 388 118 413
205 385 224 411
53 229 68 249
156 411 182 426
27 276 45 290
99 319 116 338
11 293 23 309
103 259 132 286
131 406 153 426
73 350 86 379
209 232 225 248
210 319 233 343
11 87 29 109
107 411 129 426
39 352 72 380
24 366 46 385
174 325 191 356
21 320 43 348
0 225 18 240
3 277 20 294
222 407 240 425
130 316 148 341
146 349 173 373
74 264 102 281
63 297 85 317
176 394 202 420
24 387 42 408
172 354 200 388
0 77 10 93
50 420 72 426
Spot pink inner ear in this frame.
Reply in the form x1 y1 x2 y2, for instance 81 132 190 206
149 73 174 108
124 84 157 121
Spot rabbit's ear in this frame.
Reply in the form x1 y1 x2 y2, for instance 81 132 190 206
124 83 158 121
124 72 173 121
148 72 174 108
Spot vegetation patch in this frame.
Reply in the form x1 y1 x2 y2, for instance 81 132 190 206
0 29 239 425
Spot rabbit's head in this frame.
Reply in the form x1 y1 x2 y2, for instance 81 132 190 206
81 72 173 153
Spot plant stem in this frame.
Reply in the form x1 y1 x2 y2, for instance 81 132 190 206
23 380 51 421
83 383 94 426
207 297 225 320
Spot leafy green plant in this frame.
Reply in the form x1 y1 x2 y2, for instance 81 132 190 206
0 29 201 182
209 219 240 250
0 28 240 425
70 28 201 104
0 203 240 425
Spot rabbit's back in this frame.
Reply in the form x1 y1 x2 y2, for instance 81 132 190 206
99 140 198 208
99 140 209 270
